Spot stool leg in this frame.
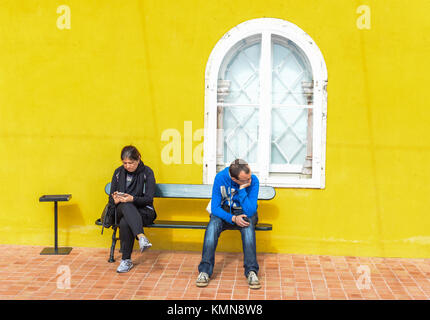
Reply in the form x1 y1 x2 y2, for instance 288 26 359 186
108 226 118 263
54 201 58 253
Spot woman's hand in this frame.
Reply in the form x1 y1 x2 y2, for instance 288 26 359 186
120 194 134 203
112 192 134 204
112 192 121 204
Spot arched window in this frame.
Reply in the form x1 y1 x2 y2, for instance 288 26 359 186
203 18 327 188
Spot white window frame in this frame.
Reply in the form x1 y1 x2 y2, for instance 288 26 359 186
203 18 328 188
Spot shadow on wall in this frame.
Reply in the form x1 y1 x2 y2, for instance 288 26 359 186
57 203 86 247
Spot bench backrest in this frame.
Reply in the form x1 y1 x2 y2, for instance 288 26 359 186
104 182 275 200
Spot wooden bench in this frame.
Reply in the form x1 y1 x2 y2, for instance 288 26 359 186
96 183 275 262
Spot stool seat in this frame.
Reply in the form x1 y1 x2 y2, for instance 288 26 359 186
39 194 72 202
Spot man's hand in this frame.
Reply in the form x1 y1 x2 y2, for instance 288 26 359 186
239 177 252 189
233 214 250 227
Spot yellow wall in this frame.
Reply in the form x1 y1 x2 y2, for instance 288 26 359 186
1 0 429 258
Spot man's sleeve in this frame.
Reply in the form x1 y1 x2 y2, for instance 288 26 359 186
237 176 259 217
211 176 235 224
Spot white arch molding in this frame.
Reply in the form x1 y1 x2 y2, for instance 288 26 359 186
203 18 328 188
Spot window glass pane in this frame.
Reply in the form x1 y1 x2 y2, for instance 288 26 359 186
217 36 261 168
271 36 312 167
223 106 259 164
272 38 312 105
271 107 307 164
219 37 261 105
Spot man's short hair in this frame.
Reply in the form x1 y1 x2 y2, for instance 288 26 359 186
229 159 250 179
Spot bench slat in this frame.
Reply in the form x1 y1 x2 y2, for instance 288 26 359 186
105 182 276 200
155 184 212 199
146 220 272 231
95 218 272 231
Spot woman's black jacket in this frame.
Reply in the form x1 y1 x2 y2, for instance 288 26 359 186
108 161 156 209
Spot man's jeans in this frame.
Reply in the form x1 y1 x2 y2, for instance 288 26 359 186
198 213 259 278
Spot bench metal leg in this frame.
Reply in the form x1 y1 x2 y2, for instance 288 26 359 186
108 226 118 263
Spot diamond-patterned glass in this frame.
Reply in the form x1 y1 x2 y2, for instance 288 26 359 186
223 107 259 164
271 38 312 165
218 38 261 166
223 42 261 104
271 108 307 164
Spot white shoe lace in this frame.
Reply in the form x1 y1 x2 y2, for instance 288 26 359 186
120 259 131 267
248 271 259 283
197 272 208 282
140 237 152 247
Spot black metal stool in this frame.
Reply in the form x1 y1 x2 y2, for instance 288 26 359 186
39 194 73 255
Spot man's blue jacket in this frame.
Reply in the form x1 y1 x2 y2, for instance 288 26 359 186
209 167 259 224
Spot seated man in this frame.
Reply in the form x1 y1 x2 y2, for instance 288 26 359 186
196 159 261 289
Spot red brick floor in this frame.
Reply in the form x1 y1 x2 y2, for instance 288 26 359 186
0 244 429 300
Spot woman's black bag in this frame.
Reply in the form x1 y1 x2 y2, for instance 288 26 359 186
96 203 116 235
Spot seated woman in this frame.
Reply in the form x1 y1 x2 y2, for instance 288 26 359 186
108 145 157 273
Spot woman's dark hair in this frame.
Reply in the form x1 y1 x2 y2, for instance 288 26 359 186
229 159 250 179
121 145 141 161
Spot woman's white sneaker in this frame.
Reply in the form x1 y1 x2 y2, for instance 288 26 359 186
139 236 152 253
117 259 133 273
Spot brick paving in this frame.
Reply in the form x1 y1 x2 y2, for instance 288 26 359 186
0 244 429 300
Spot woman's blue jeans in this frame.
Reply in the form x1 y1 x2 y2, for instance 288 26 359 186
198 213 259 278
